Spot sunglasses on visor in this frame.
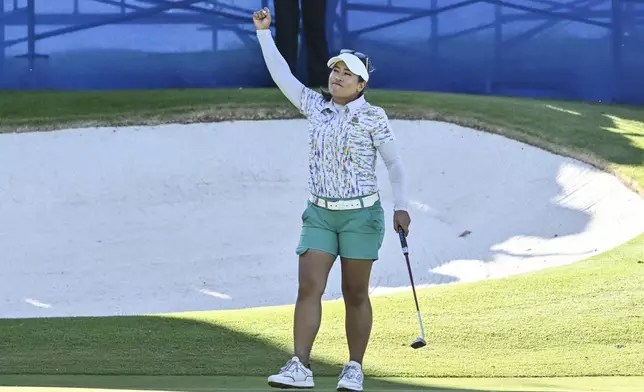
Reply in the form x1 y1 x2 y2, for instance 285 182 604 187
340 49 369 70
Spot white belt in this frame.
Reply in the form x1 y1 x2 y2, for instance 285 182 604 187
309 193 379 210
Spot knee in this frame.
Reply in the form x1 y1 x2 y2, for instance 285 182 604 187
341 281 369 307
298 274 327 300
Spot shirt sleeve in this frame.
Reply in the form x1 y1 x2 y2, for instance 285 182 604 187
378 140 410 211
299 85 326 119
371 111 409 211
370 108 396 148
256 29 303 109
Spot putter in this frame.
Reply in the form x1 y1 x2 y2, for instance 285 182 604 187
397 227 427 349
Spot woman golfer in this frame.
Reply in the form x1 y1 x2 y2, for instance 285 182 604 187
253 7 411 391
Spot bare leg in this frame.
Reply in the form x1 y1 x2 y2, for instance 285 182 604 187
293 249 335 367
340 258 374 364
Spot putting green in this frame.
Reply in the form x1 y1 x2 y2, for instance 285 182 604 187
1 375 644 392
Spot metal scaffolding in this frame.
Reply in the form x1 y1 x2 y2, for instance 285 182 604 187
0 0 642 100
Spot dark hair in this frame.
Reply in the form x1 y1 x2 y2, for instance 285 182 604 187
321 50 374 102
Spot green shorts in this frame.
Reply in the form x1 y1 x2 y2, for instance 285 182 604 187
295 194 386 261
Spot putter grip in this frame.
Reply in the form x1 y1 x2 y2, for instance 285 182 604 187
398 227 408 250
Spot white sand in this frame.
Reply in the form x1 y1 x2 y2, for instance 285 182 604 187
1 119 644 319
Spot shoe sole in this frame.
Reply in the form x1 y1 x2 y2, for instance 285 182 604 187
268 381 314 389
336 381 363 391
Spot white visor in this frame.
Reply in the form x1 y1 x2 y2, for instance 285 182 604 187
327 53 369 82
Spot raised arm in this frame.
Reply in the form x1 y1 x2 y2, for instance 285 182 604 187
253 7 303 109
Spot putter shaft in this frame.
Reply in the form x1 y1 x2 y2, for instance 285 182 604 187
416 310 425 340
398 228 427 345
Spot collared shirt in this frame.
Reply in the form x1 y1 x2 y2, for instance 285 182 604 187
299 87 396 199
256 28 408 210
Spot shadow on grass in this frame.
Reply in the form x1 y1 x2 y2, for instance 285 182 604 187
0 314 541 392
522 100 644 196
537 101 644 166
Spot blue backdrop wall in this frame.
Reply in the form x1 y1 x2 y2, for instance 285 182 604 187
1 0 643 104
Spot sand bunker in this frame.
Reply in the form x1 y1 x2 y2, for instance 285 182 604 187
2 119 644 318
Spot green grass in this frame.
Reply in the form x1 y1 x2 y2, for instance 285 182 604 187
2 375 644 391
1 88 643 390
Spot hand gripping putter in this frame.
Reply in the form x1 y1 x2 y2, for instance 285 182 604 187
397 227 427 349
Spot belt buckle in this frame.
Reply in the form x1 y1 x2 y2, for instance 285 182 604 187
313 196 329 209
328 198 341 210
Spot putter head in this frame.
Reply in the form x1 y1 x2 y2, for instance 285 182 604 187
411 337 426 349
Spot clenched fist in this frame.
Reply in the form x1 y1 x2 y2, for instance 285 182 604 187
253 7 271 30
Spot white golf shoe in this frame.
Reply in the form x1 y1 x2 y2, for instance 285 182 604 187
336 361 364 391
267 356 314 389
